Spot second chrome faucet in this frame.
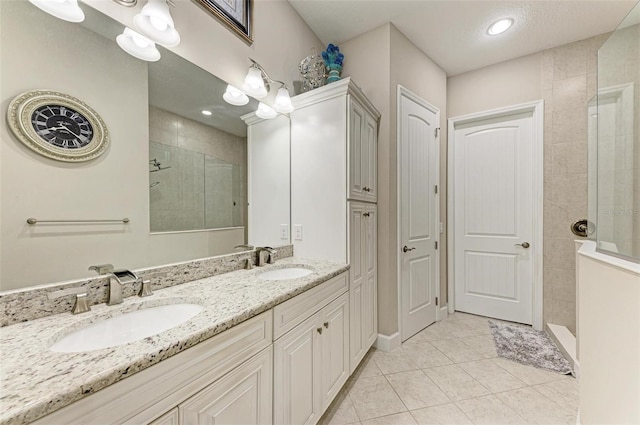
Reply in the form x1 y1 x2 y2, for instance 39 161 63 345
89 264 153 305
256 247 277 267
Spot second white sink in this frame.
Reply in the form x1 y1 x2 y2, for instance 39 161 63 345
49 304 203 353
259 267 313 281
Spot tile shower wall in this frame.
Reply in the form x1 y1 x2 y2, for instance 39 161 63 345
149 106 247 233
542 35 608 333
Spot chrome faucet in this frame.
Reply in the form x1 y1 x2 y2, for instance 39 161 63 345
89 264 141 306
255 247 277 266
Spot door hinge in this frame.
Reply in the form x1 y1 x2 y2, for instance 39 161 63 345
435 241 438 249
435 127 440 138
435 297 439 306
434 185 438 194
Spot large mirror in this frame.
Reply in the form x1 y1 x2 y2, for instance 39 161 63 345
0 1 291 290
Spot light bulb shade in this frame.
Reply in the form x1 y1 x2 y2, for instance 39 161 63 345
273 87 294 113
116 27 161 62
29 0 84 22
134 0 181 47
243 67 268 99
256 102 277 120
223 85 250 106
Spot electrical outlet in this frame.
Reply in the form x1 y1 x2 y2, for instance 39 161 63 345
294 225 303 241
280 224 289 240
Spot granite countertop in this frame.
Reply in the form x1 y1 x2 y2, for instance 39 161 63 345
0 257 349 425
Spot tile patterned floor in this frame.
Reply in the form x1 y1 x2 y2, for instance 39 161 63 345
319 313 578 425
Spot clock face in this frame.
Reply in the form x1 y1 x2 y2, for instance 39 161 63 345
31 104 94 149
7 90 109 162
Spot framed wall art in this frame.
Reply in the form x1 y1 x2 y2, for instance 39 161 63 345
195 0 252 44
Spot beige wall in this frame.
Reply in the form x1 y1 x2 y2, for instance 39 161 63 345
342 24 447 337
341 24 393 334
447 53 543 118
448 34 608 333
390 26 448 325
0 0 321 290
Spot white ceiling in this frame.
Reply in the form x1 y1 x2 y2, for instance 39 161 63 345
288 0 637 76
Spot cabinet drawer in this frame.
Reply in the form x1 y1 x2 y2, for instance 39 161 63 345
273 272 348 340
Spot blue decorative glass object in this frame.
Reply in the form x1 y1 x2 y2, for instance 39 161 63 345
322 43 344 83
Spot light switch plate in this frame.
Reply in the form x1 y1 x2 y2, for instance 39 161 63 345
294 225 303 241
280 224 289 240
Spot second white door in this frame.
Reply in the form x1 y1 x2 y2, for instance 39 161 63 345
399 87 439 342
452 108 539 325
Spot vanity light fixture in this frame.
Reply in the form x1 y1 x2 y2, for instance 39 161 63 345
134 0 181 47
28 0 85 23
243 66 268 99
273 87 294 114
223 85 250 106
201 110 213 116
239 58 295 117
256 102 277 120
487 18 514 36
116 27 161 62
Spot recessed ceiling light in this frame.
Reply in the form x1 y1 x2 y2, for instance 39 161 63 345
201 110 212 116
487 18 514 36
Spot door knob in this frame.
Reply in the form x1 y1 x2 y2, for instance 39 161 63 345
403 245 416 252
323 322 329 329
317 327 323 334
515 242 530 248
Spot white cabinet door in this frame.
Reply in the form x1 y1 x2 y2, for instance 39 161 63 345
349 203 365 372
363 204 378 348
320 292 350 410
349 99 367 201
349 282 364 374
349 99 377 203
274 314 322 425
179 347 273 425
149 408 179 425
363 114 377 202
349 202 378 373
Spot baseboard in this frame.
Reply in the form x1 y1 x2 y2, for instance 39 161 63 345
375 332 401 352
438 306 448 321
546 323 578 368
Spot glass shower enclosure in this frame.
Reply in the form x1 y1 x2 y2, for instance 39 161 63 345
591 2 640 262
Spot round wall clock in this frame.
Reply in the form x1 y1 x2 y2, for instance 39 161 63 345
7 89 109 162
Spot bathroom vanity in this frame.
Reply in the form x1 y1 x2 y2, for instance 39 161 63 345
0 257 352 425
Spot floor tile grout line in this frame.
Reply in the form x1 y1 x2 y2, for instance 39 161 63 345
453 394 529 424
381 372 412 415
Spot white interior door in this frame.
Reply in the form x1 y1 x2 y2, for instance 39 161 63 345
399 87 439 342
453 110 536 324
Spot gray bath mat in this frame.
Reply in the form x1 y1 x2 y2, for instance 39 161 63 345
489 321 573 375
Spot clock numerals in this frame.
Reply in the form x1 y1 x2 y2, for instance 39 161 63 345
30 104 94 149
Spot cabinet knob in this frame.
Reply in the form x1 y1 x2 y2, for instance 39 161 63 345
363 212 370 217
363 187 370 192
323 322 329 329
317 327 323 334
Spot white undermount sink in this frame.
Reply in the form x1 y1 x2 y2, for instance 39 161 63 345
259 267 313 281
49 304 203 353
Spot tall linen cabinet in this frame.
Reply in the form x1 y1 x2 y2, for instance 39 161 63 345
291 78 380 373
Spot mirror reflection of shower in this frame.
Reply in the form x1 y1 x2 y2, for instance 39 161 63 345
149 158 172 172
